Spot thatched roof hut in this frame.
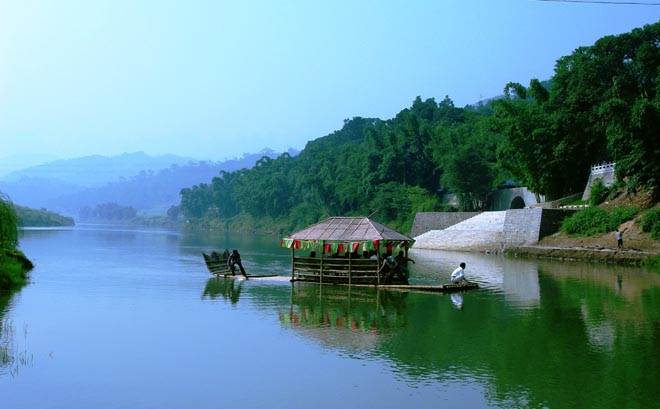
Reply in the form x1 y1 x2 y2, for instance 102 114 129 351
280 217 414 285
286 216 413 243
281 217 414 252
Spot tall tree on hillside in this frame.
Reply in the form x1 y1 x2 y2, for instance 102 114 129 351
547 22 660 196
491 81 565 200
594 24 660 196
432 113 499 210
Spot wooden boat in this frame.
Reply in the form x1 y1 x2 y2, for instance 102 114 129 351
202 251 283 280
375 281 479 293
202 251 229 275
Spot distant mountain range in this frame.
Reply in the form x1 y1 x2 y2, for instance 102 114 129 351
0 149 298 218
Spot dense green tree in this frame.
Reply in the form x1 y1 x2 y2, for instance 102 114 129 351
491 81 564 200
0 194 19 249
550 22 660 196
431 108 502 210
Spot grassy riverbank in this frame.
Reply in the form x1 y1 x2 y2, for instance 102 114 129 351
1 196 34 291
510 193 660 269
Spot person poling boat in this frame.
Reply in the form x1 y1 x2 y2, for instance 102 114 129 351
227 249 247 277
450 262 469 285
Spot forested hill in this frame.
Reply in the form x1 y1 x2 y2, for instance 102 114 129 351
181 22 660 234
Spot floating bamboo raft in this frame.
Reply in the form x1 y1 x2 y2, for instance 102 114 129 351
373 282 479 293
290 279 479 293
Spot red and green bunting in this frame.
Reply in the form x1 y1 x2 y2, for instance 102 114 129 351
279 239 412 254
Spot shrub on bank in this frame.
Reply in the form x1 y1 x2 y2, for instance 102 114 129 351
642 254 660 273
589 178 610 206
1 195 33 291
638 205 660 240
0 196 19 249
561 205 639 236
0 247 33 290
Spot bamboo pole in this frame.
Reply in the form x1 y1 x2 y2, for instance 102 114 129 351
291 247 295 281
348 245 352 286
320 240 325 285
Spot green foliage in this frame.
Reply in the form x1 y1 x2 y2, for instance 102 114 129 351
432 114 499 211
177 23 660 234
638 205 660 240
561 205 639 236
0 195 33 290
608 205 640 227
14 205 74 227
368 183 444 233
492 22 660 199
0 195 19 249
589 178 610 206
79 202 137 222
0 248 32 290
561 207 611 236
641 254 660 273
179 100 475 232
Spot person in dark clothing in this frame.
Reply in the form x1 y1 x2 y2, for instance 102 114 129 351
379 255 409 285
227 249 247 277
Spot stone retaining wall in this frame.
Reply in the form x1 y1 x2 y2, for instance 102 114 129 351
409 211 481 237
412 208 575 249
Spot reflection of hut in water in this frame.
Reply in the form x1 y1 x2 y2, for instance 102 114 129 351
202 277 244 304
280 217 414 285
279 285 409 349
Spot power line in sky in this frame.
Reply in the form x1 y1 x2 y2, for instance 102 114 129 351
534 0 660 5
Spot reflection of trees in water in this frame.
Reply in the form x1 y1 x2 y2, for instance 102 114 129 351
202 277 244 304
1 293 33 378
280 285 409 332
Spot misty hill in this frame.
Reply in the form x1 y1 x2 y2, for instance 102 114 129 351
1 151 195 187
0 149 298 218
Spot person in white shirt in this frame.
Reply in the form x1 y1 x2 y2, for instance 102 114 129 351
450 262 468 284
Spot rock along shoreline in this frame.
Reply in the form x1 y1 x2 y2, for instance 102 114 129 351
505 245 658 266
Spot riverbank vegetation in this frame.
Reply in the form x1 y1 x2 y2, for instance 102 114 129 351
561 206 640 237
14 204 74 227
0 196 33 291
179 22 660 236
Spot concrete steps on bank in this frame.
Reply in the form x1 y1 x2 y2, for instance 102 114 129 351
413 211 506 251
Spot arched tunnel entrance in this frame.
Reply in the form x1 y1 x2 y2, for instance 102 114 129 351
510 196 525 209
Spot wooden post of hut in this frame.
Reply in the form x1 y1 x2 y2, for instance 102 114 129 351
348 245 352 286
320 240 324 285
290 246 295 281
376 242 380 286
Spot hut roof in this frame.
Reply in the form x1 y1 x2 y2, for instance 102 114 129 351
287 217 413 242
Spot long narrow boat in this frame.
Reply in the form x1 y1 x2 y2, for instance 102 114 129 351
202 251 230 275
202 251 283 280
372 282 478 293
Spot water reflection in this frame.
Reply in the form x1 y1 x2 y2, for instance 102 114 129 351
198 257 660 409
0 292 32 378
202 277 244 304
450 293 463 309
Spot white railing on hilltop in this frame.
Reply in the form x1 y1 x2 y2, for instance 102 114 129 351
591 162 615 175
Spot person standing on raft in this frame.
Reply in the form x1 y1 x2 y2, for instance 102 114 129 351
227 249 247 277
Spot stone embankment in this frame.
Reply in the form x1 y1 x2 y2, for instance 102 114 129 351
505 245 655 265
411 210 659 265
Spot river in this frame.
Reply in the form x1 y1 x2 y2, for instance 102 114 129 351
1 226 659 408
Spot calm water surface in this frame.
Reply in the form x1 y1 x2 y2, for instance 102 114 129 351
1 226 659 408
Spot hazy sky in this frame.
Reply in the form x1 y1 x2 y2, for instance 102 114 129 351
0 0 658 166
